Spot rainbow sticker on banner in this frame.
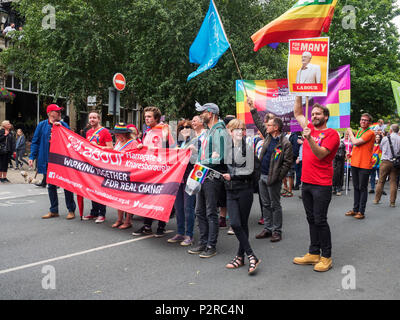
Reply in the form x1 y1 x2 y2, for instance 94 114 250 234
190 164 209 184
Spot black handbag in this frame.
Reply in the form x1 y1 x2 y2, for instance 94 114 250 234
0 136 8 155
387 135 400 168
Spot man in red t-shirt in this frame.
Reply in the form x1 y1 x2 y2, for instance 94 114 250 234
292 97 340 272
132 106 175 238
83 111 113 223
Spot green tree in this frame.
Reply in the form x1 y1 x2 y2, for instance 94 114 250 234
0 0 291 121
328 0 400 126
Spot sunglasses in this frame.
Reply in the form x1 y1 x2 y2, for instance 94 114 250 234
182 126 191 129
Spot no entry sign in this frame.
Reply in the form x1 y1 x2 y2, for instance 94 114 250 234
113 73 126 91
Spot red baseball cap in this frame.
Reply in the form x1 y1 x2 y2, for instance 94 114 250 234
46 104 63 113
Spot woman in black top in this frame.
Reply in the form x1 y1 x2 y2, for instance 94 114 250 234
0 120 15 182
222 119 261 275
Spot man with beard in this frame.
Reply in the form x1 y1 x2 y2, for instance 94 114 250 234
344 114 375 219
292 97 340 272
188 102 228 258
29 104 76 220
82 111 113 223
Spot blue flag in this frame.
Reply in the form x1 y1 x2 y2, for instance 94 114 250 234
187 0 230 81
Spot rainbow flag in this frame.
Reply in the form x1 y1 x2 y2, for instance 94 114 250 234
369 122 379 130
251 0 338 51
372 145 382 169
190 164 209 184
236 65 351 132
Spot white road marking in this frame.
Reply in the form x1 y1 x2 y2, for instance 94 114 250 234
0 230 173 275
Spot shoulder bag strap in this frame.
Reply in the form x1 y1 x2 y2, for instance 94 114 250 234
387 135 396 159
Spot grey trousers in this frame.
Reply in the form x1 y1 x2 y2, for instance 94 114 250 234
259 174 282 234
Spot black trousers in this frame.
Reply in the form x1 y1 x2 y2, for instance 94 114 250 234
91 201 106 217
227 188 254 257
351 166 371 215
301 183 332 258
144 217 166 230
195 178 224 248
332 158 345 191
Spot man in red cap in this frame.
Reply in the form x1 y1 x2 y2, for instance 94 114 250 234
29 104 76 220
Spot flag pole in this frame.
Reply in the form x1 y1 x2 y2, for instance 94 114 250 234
305 96 309 124
212 0 248 97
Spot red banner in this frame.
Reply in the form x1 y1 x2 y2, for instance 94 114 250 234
47 125 191 222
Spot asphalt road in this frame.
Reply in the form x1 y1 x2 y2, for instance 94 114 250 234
0 182 399 300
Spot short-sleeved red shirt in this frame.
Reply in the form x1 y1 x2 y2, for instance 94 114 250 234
86 127 112 147
301 123 340 186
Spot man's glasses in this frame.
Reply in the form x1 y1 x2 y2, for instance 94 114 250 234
360 119 370 122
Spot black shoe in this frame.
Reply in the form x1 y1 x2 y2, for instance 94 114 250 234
369 190 375 194
382 191 387 196
35 180 46 188
293 185 300 190
1 178 10 183
132 225 152 236
199 247 217 258
154 228 166 238
188 244 206 255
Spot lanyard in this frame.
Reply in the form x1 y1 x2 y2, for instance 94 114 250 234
356 128 369 139
118 139 134 151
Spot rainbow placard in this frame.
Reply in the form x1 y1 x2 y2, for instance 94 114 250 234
236 65 351 132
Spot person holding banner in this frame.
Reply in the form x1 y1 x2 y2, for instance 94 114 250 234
345 114 375 220
247 98 293 243
111 123 142 229
292 96 339 272
223 118 261 274
82 111 113 224
132 106 175 237
168 120 197 246
29 104 76 220
188 102 228 258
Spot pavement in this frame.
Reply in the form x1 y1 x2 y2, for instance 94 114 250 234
0 172 400 301
2 162 45 185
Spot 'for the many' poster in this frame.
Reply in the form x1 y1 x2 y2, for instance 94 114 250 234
288 37 330 96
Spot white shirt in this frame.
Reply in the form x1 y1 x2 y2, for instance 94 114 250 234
296 63 321 84
2 26 16 35
381 133 400 161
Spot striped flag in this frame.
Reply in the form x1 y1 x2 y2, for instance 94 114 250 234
190 164 210 184
251 0 338 51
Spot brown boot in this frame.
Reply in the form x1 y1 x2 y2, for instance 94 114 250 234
42 212 59 219
66 212 75 220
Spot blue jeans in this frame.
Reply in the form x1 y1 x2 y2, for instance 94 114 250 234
48 184 76 214
174 183 196 238
370 167 379 190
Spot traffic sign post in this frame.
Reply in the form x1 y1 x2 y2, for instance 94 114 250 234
111 73 126 126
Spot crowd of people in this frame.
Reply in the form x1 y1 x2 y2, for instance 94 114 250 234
1 99 400 276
